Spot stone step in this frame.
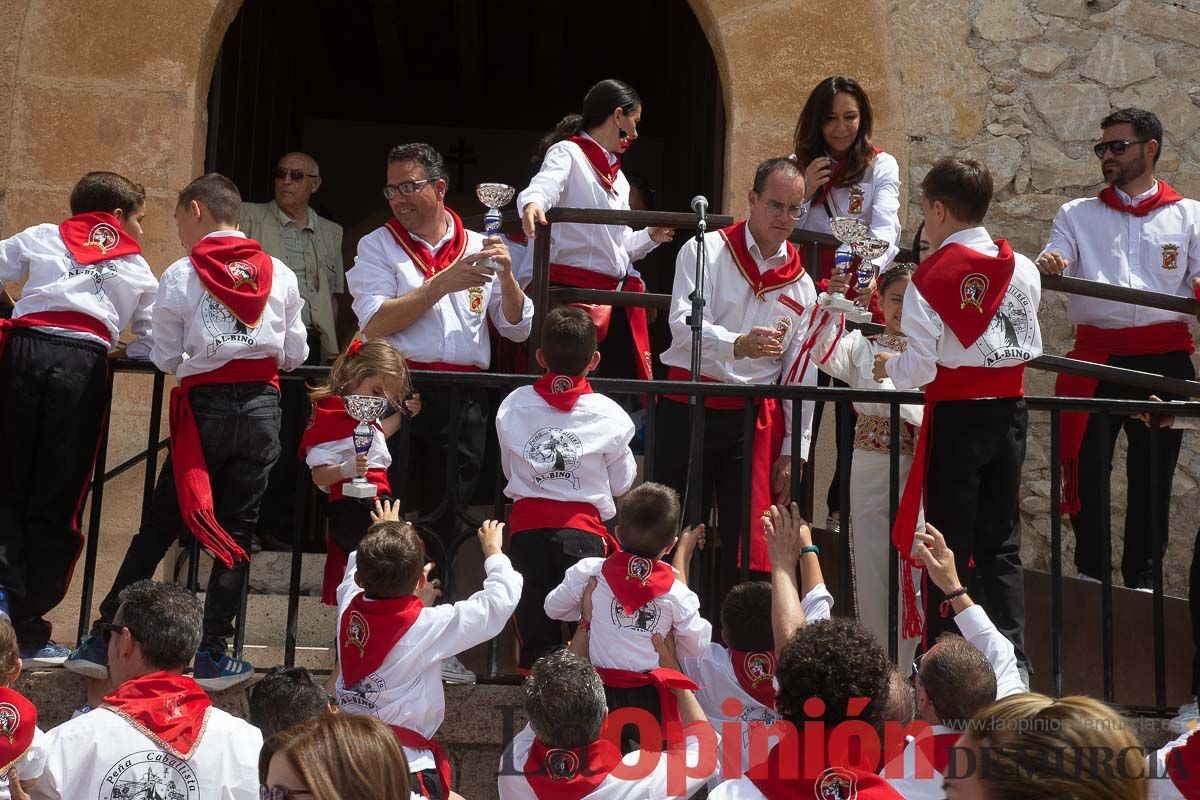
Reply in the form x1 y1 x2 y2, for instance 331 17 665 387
200 592 338 651
171 546 325 597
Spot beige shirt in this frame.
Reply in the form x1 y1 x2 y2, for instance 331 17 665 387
241 199 344 358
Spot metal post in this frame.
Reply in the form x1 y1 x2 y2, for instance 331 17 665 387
1049 410 1063 698
888 402 901 665
837 402 854 613
740 402 756 583
76 370 116 645
1148 416 1167 710
528 223 552 373
1098 413 1115 702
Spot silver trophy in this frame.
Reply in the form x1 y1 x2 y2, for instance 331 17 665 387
476 183 515 271
818 217 875 323
851 237 889 298
342 394 390 499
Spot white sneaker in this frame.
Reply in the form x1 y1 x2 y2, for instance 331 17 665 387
1077 574 1101 584
441 655 476 685
1168 699 1199 736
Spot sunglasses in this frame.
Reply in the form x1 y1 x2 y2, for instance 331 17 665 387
99 621 139 645
274 167 318 182
260 788 314 800
1092 139 1149 158
382 179 433 200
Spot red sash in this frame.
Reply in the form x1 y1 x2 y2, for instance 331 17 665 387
891 364 1026 638
340 593 423 687
728 649 777 710
593 667 698 746
1166 730 1200 799
58 212 141 265
190 236 274 328
0 310 112 362
567 136 620 195
1056 322 1194 514
601 551 675 615
170 358 279 567
533 373 592 412
663 368 785 573
523 736 623 800
383 210 469 280
912 240 1016 349
549 264 652 381
390 725 451 800
0 688 36 776
299 396 392 501
509 499 615 549
747 729 902 799
101 672 212 760
718 221 805 299
1097 181 1183 217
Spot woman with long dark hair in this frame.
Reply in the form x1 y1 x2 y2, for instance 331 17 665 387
517 79 674 380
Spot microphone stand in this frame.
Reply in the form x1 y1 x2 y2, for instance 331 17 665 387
683 205 708 593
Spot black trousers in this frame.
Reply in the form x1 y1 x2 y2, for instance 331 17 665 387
811 371 853 516
1071 351 1193 588
604 684 663 754
411 768 446 800
96 383 281 655
922 398 1028 665
325 495 388 555
0 329 109 647
508 527 608 669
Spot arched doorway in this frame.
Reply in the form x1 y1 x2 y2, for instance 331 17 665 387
204 0 725 295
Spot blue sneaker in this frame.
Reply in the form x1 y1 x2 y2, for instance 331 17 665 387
192 650 254 691
0 588 10 622
64 633 109 679
19 641 70 669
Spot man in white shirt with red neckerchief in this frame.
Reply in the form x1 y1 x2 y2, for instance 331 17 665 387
346 144 531 683
658 156 831 601
1038 108 1200 599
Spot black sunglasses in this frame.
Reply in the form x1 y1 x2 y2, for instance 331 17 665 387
1093 139 1149 158
99 621 141 645
260 787 314 800
274 167 318 182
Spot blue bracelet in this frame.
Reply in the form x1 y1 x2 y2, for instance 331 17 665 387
800 545 820 556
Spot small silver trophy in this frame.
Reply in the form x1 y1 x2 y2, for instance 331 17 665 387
818 217 875 323
342 394 390 499
476 183 516 272
851 237 890 299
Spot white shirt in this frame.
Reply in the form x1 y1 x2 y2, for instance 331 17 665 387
1041 181 1200 328
32 704 261 800
882 604 1024 800
304 424 392 490
498 723 713 800
347 212 533 368
660 226 819 458
0 222 157 349
814 326 924 425
793 151 903 269
1148 728 1194 800
0 726 46 800
335 550 523 772
516 134 659 281
496 385 637 521
885 227 1043 389
145 230 308 378
681 584 834 776
544 557 711 672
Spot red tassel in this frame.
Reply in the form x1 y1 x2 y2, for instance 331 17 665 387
1061 457 1081 515
901 557 925 640
184 509 249 568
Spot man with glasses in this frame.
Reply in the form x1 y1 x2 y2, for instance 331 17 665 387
658 157 830 601
346 143 531 684
35 580 261 799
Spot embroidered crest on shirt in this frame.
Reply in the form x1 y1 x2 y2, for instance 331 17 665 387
468 285 485 313
847 186 865 216
610 596 661 633
816 767 857 800
85 222 121 254
345 610 369 656
976 285 1036 367
202 294 260 357
551 375 574 394
0 703 18 744
523 428 583 489
959 273 988 312
1162 243 1180 270
743 652 776 687
545 749 581 780
226 259 259 290
100 750 200 800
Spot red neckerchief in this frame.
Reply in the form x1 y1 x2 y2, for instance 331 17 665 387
1166 729 1200 798
532 373 592 412
299 396 391 502
339 593 424 687
728 649 777 710
931 731 959 774
600 552 675 615
57 212 141 265
383 209 468 280
748 729 902 799
911 239 1015 348
523 736 623 800
189 235 274 328
567 136 620 195
1097 181 1183 217
0 687 36 776
812 146 884 208
101 672 212 760
718 221 805 299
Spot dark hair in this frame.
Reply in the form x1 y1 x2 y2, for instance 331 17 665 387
625 171 657 210
775 618 893 738
523 649 607 748
921 157 992 224
386 143 448 184
616 482 680 554
250 666 332 738
177 173 241 226
70 171 146 217
752 157 803 195
721 581 773 652
0 620 18 682
1101 106 1163 165
885 668 916 725
356 521 425 598
920 633 997 730
792 76 878 187
533 79 641 164
541 307 597 375
115 580 203 670
909 220 926 263
878 262 916 296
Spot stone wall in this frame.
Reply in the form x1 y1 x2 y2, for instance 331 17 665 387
892 0 1200 594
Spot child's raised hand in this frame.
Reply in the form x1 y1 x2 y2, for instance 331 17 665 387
415 563 441 606
677 524 706 559
764 502 811 567
477 520 505 558
913 523 961 594
371 498 401 523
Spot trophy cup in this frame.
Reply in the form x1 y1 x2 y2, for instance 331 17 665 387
342 394 390 499
818 217 874 323
475 183 516 271
851 237 889 304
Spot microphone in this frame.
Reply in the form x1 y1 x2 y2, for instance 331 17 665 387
690 195 708 217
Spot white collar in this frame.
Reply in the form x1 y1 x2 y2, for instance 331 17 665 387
203 229 246 241
941 226 992 248
411 211 455 252
743 223 789 263
581 131 617 166
1115 179 1159 205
